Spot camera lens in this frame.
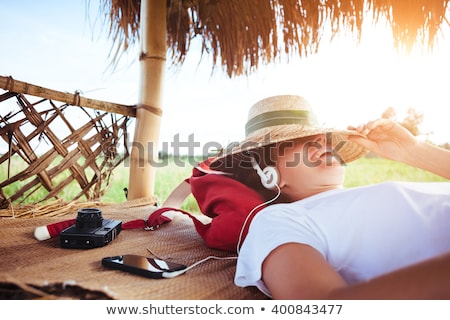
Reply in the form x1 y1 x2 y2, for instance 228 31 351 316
75 208 103 230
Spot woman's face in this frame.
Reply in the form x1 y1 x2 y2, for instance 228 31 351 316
275 134 346 201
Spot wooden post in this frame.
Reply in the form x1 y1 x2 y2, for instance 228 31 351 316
127 0 166 199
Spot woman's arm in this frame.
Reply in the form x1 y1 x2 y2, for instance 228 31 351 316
262 243 347 299
348 119 450 179
263 243 450 299
329 252 450 299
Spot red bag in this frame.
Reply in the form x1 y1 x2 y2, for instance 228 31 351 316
123 159 267 252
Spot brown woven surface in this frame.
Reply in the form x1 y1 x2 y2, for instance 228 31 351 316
0 202 266 300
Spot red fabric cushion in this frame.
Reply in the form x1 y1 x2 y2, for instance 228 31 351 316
188 166 266 251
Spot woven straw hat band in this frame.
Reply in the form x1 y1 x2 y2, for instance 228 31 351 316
245 110 319 137
245 95 319 137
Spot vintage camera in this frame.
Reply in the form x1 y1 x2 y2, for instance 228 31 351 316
60 208 122 249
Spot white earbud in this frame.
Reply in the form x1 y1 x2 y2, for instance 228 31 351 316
250 157 279 190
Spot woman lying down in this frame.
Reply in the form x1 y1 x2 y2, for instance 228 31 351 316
210 95 450 299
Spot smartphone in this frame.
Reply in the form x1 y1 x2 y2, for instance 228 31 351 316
102 255 187 279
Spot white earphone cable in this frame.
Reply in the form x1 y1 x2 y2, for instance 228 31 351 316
163 255 238 278
236 184 281 255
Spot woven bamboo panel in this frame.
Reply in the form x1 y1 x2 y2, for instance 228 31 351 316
0 88 132 210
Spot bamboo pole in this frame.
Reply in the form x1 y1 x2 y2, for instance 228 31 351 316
0 75 135 117
127 0 166 199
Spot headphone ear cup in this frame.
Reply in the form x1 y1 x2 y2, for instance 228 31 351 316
261 166 279 190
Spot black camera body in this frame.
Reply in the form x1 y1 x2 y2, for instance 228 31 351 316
60 208 122 249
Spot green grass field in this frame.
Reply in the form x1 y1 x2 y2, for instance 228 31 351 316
1 156 447 213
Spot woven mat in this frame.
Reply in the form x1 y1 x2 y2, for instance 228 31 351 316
0 201 266 300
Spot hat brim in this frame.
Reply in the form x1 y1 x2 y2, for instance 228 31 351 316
212 124 368 167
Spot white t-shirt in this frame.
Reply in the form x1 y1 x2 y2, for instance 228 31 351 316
235 181 450 297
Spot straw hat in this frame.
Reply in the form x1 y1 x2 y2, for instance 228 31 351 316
212 95 367 165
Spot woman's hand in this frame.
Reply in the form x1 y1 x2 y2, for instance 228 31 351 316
348 118 418 163
348 118 450 179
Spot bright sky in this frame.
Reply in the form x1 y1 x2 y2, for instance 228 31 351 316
1 0 449 156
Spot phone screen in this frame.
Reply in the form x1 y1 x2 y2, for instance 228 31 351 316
102 255 187 279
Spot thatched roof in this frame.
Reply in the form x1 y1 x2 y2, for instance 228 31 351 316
100 0 450 77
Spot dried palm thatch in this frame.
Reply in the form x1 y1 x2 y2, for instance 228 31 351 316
0 76 133 210
99 0 450 77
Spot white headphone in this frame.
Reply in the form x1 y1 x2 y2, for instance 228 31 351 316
250 157 279 190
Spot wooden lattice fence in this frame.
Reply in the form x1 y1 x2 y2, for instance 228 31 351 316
0 76 135 210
